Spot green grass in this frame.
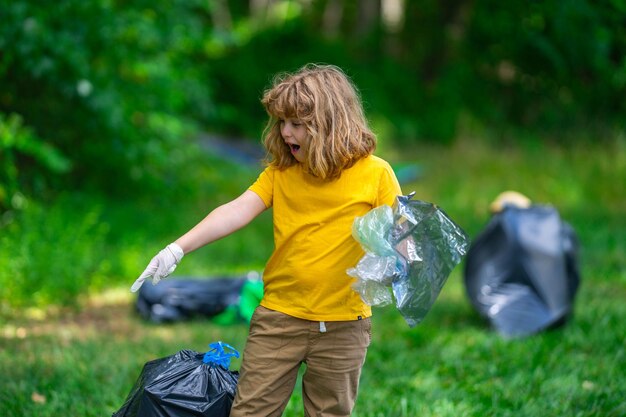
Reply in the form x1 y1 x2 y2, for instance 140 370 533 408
1 136 625 416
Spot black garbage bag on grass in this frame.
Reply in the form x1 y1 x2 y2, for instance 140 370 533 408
112 342 239 417
136 277 247 323
463 204 581 338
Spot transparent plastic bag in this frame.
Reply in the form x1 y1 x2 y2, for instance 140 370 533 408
351 204 396 257
347 253 396 305
350 193 470 327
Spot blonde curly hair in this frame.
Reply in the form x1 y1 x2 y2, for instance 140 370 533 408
261 63 376 180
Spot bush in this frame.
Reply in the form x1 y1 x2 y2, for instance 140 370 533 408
0 0 213 197
0 112 71 209
0 195 109 311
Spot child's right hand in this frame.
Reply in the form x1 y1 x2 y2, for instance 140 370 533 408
130 243 184 292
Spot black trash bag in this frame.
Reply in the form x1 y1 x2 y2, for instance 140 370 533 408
112 342 240 417
464 205 581 337
136 277 247 323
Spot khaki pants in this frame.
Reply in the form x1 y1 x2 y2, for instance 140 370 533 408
229 306 372 417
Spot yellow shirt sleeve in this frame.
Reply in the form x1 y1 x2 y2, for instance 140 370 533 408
377 162 403 207
248 166 274 208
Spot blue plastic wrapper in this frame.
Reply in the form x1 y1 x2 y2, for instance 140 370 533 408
348 193 470 327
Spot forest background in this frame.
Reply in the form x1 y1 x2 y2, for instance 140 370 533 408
2 0 624 305
0 1 625 416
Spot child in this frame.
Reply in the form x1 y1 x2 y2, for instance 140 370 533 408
131 64 402 417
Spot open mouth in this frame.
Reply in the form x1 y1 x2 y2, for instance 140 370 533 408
289 143 300 153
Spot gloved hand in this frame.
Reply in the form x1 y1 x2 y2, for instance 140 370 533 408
131 243 185 292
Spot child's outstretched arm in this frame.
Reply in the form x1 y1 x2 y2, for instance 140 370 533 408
131 190 267 292
175 190 267 253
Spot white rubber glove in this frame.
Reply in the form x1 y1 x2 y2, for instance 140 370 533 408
130 243 184 292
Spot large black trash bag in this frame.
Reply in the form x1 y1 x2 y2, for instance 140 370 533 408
136 277 247 323
112 342 240 417
464 204 581 337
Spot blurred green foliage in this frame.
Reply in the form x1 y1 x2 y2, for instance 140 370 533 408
0 194 108 309
0 113 70 205
1 0 625 204
0 0 213 204
1 0 625 309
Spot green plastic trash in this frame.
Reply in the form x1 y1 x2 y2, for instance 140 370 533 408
212 278 264 325
239 279 264 323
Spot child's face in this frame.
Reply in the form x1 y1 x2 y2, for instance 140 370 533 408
280 118 308 163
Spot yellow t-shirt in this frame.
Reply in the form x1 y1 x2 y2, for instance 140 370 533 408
248 155 402 321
